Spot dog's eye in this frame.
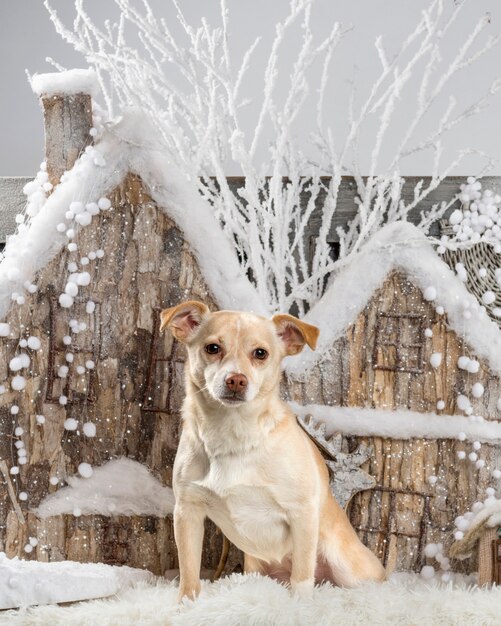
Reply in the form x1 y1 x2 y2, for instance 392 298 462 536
205 343 221 355
253 348 268 360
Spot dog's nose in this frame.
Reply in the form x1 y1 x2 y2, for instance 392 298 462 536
225 373 248 392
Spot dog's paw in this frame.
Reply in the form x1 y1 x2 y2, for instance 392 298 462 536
177 581 201 603
290 578 314 600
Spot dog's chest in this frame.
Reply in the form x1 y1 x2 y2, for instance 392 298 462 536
193 452 291 561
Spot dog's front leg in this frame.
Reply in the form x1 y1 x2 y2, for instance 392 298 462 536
174 502 205 601
289 507 319 598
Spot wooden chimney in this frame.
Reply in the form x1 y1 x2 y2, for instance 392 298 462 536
33 71 95 186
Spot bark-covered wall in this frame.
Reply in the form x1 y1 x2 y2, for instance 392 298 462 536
286 271 501 573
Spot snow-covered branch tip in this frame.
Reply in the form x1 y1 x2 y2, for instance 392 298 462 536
43 0 500 313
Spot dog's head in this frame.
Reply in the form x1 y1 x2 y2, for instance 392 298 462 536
160 301 319 407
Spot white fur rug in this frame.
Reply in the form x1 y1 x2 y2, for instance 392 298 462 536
2 572 501 626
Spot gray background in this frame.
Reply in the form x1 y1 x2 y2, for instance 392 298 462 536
1 0 501 176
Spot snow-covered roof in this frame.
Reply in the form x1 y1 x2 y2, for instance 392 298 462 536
0 109 268 319
30 69 99 98
290 402 501 443
285 221 501 378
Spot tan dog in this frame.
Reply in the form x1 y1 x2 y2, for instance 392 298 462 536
161 301 385 601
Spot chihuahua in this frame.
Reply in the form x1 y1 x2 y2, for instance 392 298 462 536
161 301 385 601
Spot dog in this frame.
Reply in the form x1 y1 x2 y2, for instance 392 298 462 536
160 301 386 601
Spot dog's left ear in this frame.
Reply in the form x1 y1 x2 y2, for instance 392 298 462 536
160 300 210 342
272 314 319 356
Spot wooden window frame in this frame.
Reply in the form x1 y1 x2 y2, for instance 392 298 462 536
373 312 426 374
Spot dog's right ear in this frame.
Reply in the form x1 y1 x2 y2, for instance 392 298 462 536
160 301 210 342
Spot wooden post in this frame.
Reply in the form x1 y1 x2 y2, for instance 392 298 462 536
478 527 498 585
41 93 93 187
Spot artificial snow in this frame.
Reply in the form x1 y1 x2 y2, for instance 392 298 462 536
30 69 99 98
457 498 501 536
289 402 501 443
0 110 267 320
35 458 175 518
0 554 152 610
284 221 501 378
3 571 501 626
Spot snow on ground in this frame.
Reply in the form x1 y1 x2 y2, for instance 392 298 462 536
35 458 174 518
290 402 501 443
30 69 100 98
284 221 501 379
0 554 152 610
2 571 500 626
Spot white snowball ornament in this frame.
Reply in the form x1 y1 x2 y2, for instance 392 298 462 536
83 422 96 437
430 353 442 368
64 282 78 297
466 360 480 374
59 293 74 308
64 418 78 431
420 565 435 580
449 209 463 225
11 376 26 391
77 272 91 286
75 212 92 227
436 400 445 410
482 291 496 305
423 286 437 301
9 357 23 372
78 463 93 478
424 543 439 558
86 202 99 215
457 395 471 412
27 336 41 351
97 197 111 210
472 383 485 398
457 356 470 370
0 323 10 337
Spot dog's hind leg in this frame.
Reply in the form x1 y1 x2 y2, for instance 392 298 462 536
244 553 266 575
